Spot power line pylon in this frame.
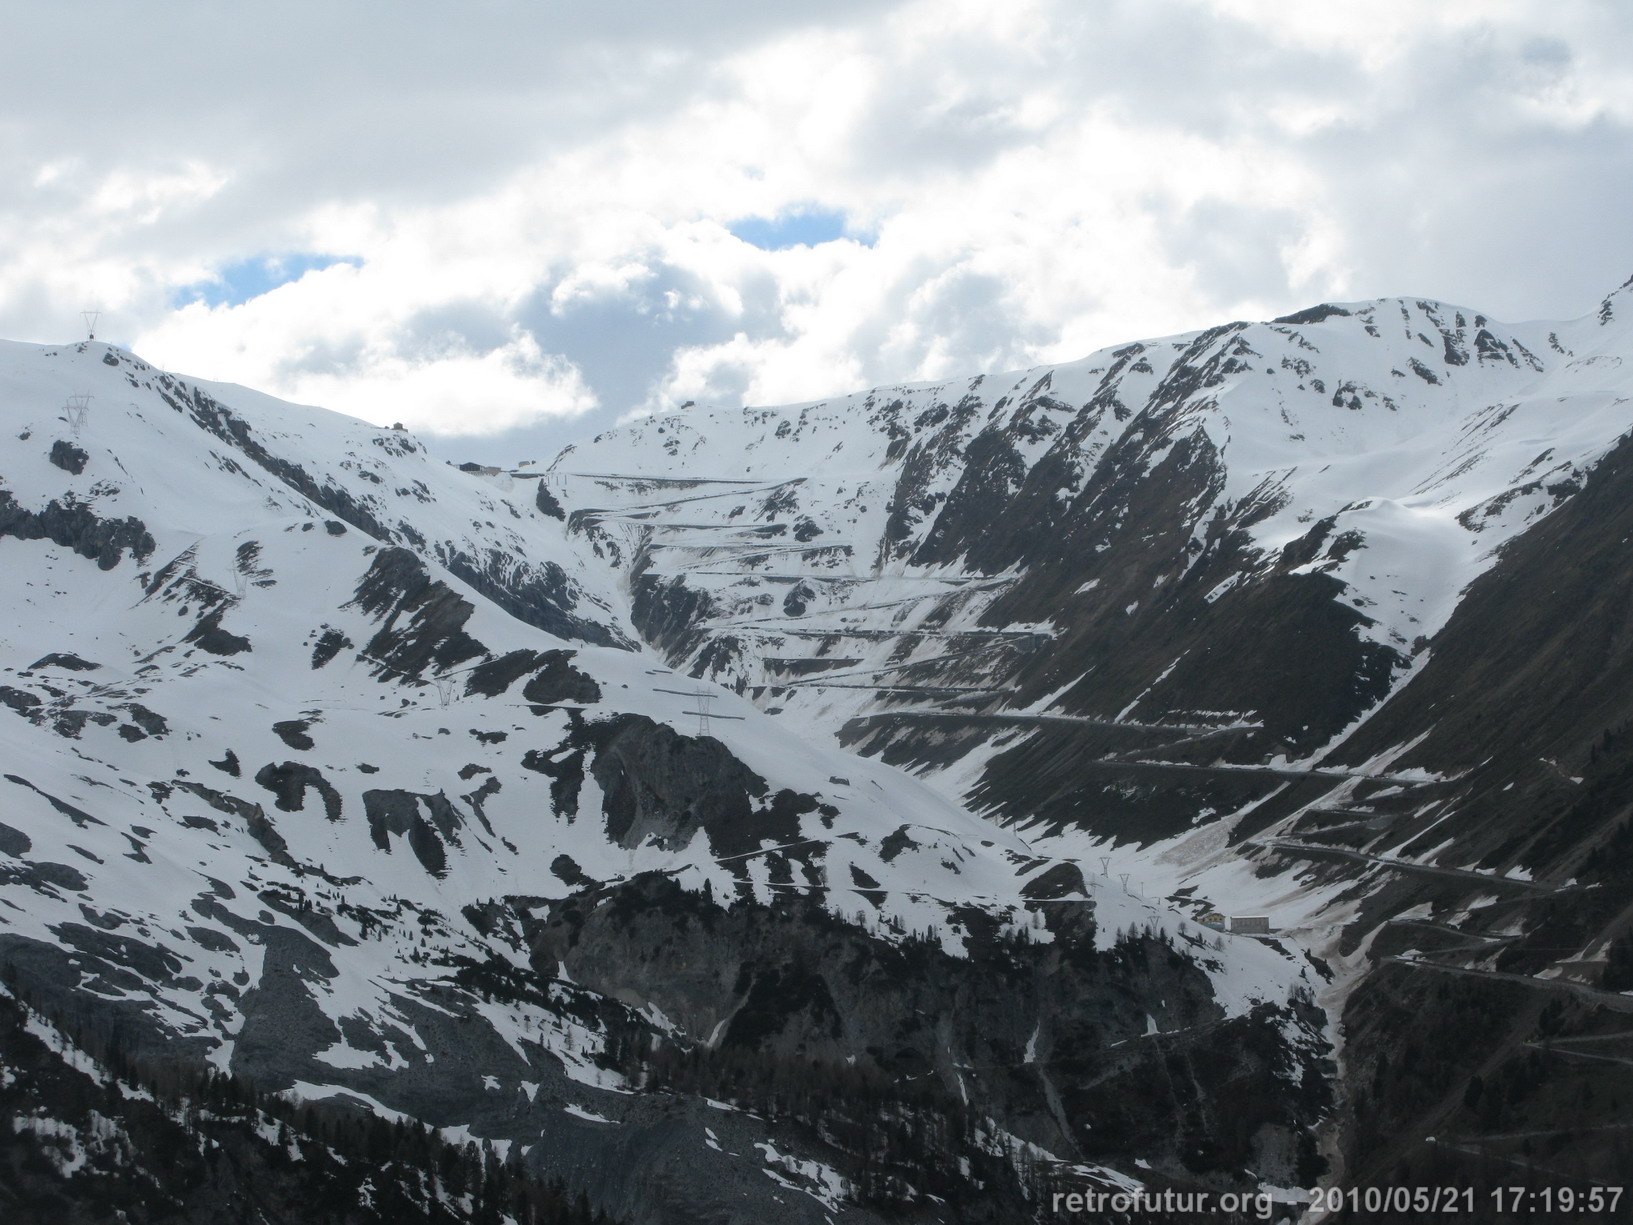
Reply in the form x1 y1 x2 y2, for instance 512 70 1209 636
64 393 91 435
434 674 458 709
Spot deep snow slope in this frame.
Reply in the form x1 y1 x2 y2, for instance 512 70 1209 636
0 340 1330 1222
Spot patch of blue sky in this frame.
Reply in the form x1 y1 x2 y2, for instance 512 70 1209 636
172 253 363 309
728 207 873 251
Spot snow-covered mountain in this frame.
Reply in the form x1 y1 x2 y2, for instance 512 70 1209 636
8 277 1633 1219
544 277 1633 1202
0 339 1329 1222
554 286 1633 766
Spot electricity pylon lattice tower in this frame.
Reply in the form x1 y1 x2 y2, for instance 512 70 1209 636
689 689 713 736
64 393 91 436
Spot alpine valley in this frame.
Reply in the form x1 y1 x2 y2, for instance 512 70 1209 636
5 278 1633 1223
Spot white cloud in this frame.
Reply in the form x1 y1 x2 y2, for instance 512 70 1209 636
284 332 599 436
2 0 1632 460
134 260 599 435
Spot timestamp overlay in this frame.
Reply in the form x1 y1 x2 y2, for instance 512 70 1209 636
1309 1184 1627 1218
1050 1183 1630 1221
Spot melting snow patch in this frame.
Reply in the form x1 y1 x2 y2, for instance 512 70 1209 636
754 1142 849 1211
13 1113 98 1175
563 1103 613 1124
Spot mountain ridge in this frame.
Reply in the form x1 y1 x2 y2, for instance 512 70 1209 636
6 276 1633 1218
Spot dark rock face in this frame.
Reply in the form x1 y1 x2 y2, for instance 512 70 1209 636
254 761 343 822
464 648 545 695
207 749 242 777
0 930 213 1074
535 480 567 520
520 651 602 705
0 487 154 570
0 686 41 714
462 647 602 704
588 715 773 851
48 439 88 474
0 820 32 857
50 708 119 737
310 626 352 667
533 875 1330 1190
551 853 592 888
362 788 463 876
521 734 590 819
183 606 252 655
629 571 714 662
444 545 622 649
28 651 99 671
1273 303 1352 325
1336 429 1633 798
173 779 289 861
961 431 1399 754
272 718 316 750
906 411 1392 762
349 546 488 677
0 858 88 894
4 774 100 828
122 703 168 737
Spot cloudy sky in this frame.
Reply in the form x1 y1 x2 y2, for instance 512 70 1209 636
4 0 1631 463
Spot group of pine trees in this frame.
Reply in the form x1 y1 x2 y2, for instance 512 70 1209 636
1602 930 1633 991
0 969 612 1224
628 1036 1051 1219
